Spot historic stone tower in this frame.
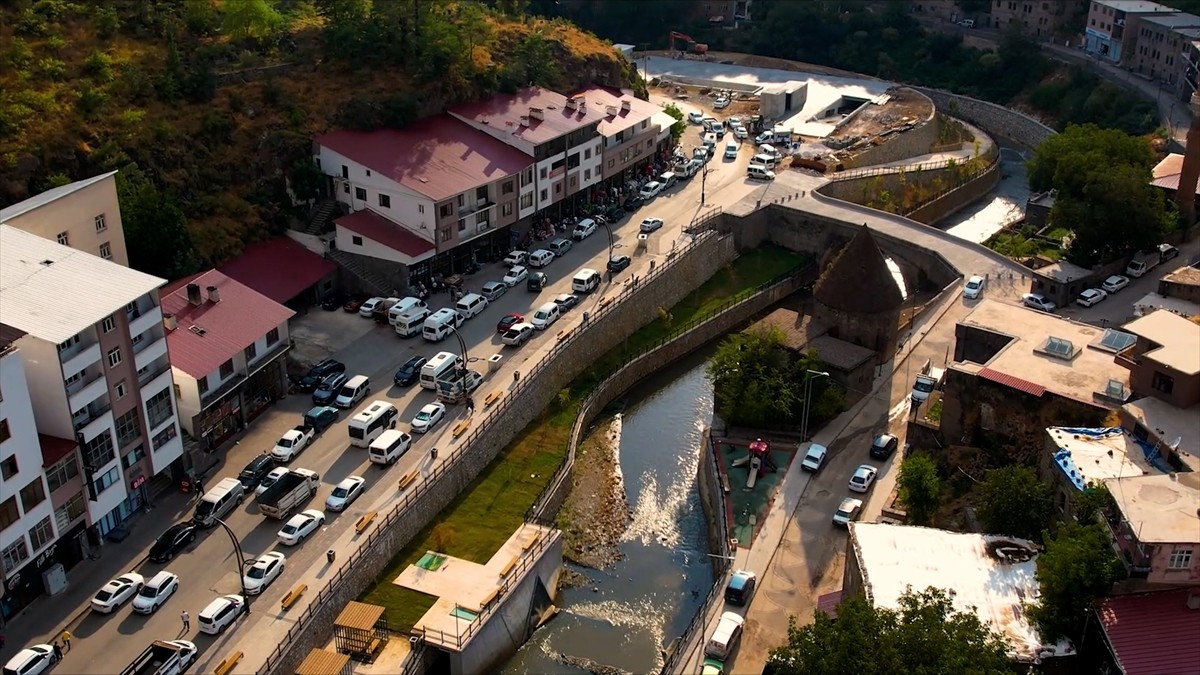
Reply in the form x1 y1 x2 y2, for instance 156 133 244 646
812 225 904 365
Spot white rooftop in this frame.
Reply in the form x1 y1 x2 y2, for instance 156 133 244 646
0 171 117 222
1046 427 1162 491
0 225 164 344
1122 309 1200 375
1120 397 1200 471
1102 474 1200 544
1132 291 1200 321
850 523 1075 662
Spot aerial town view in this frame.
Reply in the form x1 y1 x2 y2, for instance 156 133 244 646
2 1 1200 675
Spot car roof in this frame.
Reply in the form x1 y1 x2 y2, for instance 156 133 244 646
854 465 876 475
200 595 238 616
337 476 363 488
147 570 177 586
873 434 895 444
839 497 863 509
805 444 827 456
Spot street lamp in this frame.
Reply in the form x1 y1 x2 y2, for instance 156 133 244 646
800 370 830 441
215 518 255 613
700 167 714 206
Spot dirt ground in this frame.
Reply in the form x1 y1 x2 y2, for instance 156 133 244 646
651 77 760 119
558 416 631 570
832 87 935 140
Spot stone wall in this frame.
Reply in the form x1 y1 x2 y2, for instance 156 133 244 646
913 87 1057 150
907 159 1002 225
842 93 941 169
258 231 737 675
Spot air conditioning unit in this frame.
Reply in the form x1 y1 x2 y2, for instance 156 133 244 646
1117 18 1125 26
476 221 491 234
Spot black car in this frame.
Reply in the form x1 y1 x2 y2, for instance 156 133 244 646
298 359 346 392
870 434 899 460
320 290 347 311
148 522 197 563
607 255 632 274
623 195 644 212
237 454 275 491
394 356 428 387
312 372 348 405
527 272 548 292
602 204 624 223
304 406 339 432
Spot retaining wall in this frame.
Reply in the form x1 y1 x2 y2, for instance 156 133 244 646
842 90 941 169
818 152 997 225
907 159 1002 225
913 87 1057 150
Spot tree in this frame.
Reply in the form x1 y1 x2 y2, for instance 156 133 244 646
896 453 941 525
661 103 687 144
1026 523 1124 643
975 465 1052 541
766 587 1012 675
706 326 797 427
117 172 200 280
221 0 284 42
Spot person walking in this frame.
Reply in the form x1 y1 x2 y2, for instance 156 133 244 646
181 610 190 632
195 478 205 496
60 629 72 652
466 397 475 415
52 643 63 662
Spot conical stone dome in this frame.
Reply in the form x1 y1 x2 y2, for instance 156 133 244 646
814 224 904 314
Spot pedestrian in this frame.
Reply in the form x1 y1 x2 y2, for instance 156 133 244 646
196 479 205 496
181 610 190 632
60 629 72 652
466 397 475 415
52 643 63 662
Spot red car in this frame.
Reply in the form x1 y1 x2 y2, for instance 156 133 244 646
342 295 367 313
497 313 524 333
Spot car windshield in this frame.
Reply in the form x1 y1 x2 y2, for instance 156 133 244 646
535 312 548 320
852 475 865 484
332 487 348 498
278 438 294 448
282 524 298 535
138 586 157 599
966 280 981 289
248 566 267 580
913 381 935 393
837 506 854 518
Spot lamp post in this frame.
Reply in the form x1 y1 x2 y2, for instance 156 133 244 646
800 370 830 441
700 167 714 206
215 518 255 613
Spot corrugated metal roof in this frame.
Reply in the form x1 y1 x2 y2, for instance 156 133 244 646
294 649 350 675
572 85 661 137
977 367 1046 397
0 171 117 222
334 601 385 631
1097 589 1200 675
161 270 295 378
449 86 607 146
0 225 165 344
336 209 435 260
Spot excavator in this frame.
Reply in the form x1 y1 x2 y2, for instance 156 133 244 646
668 31 708 57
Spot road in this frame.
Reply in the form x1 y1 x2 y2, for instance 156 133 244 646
25 114 766 675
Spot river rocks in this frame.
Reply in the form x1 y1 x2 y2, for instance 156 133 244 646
560 417 631 570
558 654 634 675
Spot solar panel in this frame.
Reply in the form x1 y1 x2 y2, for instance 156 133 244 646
1098 329 1137 352
1044 336 1074 357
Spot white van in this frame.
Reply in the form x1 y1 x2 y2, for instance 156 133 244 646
334 375 370 408
724 141 739 159
705 612 745 660
572 268 601 294
388 297 427 325
368 429 412 466
420 351 462 390
528 249 555 268
747 165 776 181
422 308 462 342
752 153 777 168
394 306 430 338
192 477 245 527
347 400 398 448
759 144 780 159
530 302 560 330
455 292 489 319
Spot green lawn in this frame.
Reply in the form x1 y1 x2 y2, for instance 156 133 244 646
358 244 808 631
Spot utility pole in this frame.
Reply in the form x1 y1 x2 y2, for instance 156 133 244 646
701 167 713 206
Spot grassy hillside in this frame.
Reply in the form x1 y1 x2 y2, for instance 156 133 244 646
0 0 640 278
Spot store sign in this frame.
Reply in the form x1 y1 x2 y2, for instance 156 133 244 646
5 542 59 591
131 474 147 490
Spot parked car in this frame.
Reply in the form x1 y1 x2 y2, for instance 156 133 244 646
132 570 179 614
497 313 524 333
411 402 447 433
2 645 54 675
705 612 745 660
237 454 275 491
298 359 346 392
276 509 325 546
724 569 757 606
639 181 664 200
198 594 246 635
607 255 632 274
320 290 346 311
242 552 286 596
832 497 864 526
326 476 366 512
572 218 598 241
1101 274 1130 293
623 195 645 211
481 281 507 302
552 294 579 312
1021 293 1056 313
504 250 528 266
848 465 879 493
393 356 427 387
963 275 984 300
358 297 385 317
501 322 535 347
602 203 624 222
713 96 731 109
341 296 367 313
870 434 898 460
312 372 348 406
527 271 549 292
304 406 339 432
640 217 664 233
256 467 289 497
149 523 197 563
800 444 827 472
271 425 315 463
90 572 145 613
503 266 529 287
1076 288 1108 307
687 111 704 124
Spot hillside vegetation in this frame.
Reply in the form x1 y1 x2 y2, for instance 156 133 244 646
0 0 640 279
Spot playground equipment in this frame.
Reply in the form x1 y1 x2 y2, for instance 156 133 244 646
730 438 779 490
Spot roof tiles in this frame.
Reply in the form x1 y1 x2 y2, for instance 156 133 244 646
449 86 607 146
1097 589 1200 675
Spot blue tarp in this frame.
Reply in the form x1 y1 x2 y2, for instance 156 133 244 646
1049 427 1170 491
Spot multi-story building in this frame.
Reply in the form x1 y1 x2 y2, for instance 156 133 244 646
161 272 294 451
910 0 965 23
574 86 675 189
0 171 130 267
990 0 1086 38
1116 309 1200 409
1084 0 1180 63
688 0 753 27
449 87 605 216
0 226 183 545
315 115 535 284
1129 12 1200 95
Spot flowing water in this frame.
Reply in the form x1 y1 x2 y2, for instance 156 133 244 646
502 355 716 674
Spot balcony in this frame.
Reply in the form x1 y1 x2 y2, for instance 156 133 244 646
138 360 173 389
456 200 495 220
75 407 113 438
133 335 168 371
1103 513 1153 578
128 305 162 338
61 342 101 376
549 166 566 179
68 373 108 413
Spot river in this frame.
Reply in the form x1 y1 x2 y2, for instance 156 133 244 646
503 355 716 674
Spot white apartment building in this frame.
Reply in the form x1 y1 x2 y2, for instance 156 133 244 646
0 226 183 620
0 171 130 268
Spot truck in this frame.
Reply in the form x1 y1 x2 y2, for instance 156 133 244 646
120 640 197 675
910 359 946 407
271 425 315 462
256 468 320 518
435 369 484 404
1126 243 1180 278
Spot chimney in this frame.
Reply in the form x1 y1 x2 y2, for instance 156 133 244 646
528 107 544 121
186 283 202 306
565 98 578 111
578 100 587 113
163 313 177 331
206 285 221 303
621 100 631 112
606 105 618 117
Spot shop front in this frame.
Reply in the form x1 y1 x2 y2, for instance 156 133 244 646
1 521 88 623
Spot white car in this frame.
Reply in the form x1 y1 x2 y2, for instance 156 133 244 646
640 217 664 233
963 275 984 299
1101 274 1129 293
242 551 286 595
501 322 535 347
1076 288 1108 307
503 265 529 287
277 509 325 546
848 465 878 493
639 181 663 200
326 475 366 512
411 402 446 434
357 297 385 317
481 281 507 302
2 645 55 675
732 125 748 139
687 111 704 124
531 304 559 330
132 570 179 614
91 572 145 613
713 96 731 109
256 466 289 496
800 444 827 472
833 497 864 526
1021 293 1056 313
198 594 247 635
503 250 528 266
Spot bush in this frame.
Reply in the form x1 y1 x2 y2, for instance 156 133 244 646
36 57 67 80
83 50 113 82
75 84 107 118
94 6 120 39
44 35 67 54
4 38 34 70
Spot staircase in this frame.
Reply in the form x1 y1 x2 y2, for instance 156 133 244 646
299 199 340 236
329 249 392 296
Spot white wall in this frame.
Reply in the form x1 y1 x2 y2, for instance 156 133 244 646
578 137 604 191
14 337 71 439
335 222 435 265
172 369 202 437
84 452 127 524
534 154 564 211
0 349 59 562
140 369 181 474
315 146 438 233
518 167 536 220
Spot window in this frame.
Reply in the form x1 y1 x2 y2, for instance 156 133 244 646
0 419 9 443
91 467 119 495
351 235 363 246
540 167 548 179
58 334 80 352
131 333 143 347
1 455 16 480
19 477 46 512
57 231 69 246
501 203 513 217
266 327 280 346
341 165 349 179
219 359 234 379
198 376 209 395
46 455 79 492
1152 371 1174 394
122 445 145 470
440 226 452 243
343 183 349 194
115 408 141 448
457 194 464 207
102 316 116 333
95 214 106 232
0 497 18 532
520 193 533 209
65 371 81 387
99 242 112 260
540 189 548 201
502 180 514 195
418 204 425 214
82 430 115 470
585 169 591 181
476 186 488 201
440 204 453 218
29 516 54 551
584 148 591 160
355 187 367 201
107 347 122 368
458 220 466 232
54 492 85 531
244 342 258 362
365 169 371 177
2 538 28 574
146 388 174 429
1168 548 1193 569
378 194 391 208
475 212 487 225
114 380 127 400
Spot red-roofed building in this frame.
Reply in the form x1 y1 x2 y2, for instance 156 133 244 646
1091 589 1200 675
573 86 672 182
162 271 295 448
164 238 338 308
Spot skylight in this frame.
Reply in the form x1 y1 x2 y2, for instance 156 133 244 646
1044 336 1075 359
1098 329 1137 353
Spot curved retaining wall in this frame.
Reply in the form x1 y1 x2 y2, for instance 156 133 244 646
842 88 941 169
913 87 1057 150
907 158 1001 225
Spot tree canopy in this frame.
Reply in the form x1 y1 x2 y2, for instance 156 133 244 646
661 103 687 144
766 587 1013 675
1026 523 1124 643
896 453 941 525
975 465 1053 542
